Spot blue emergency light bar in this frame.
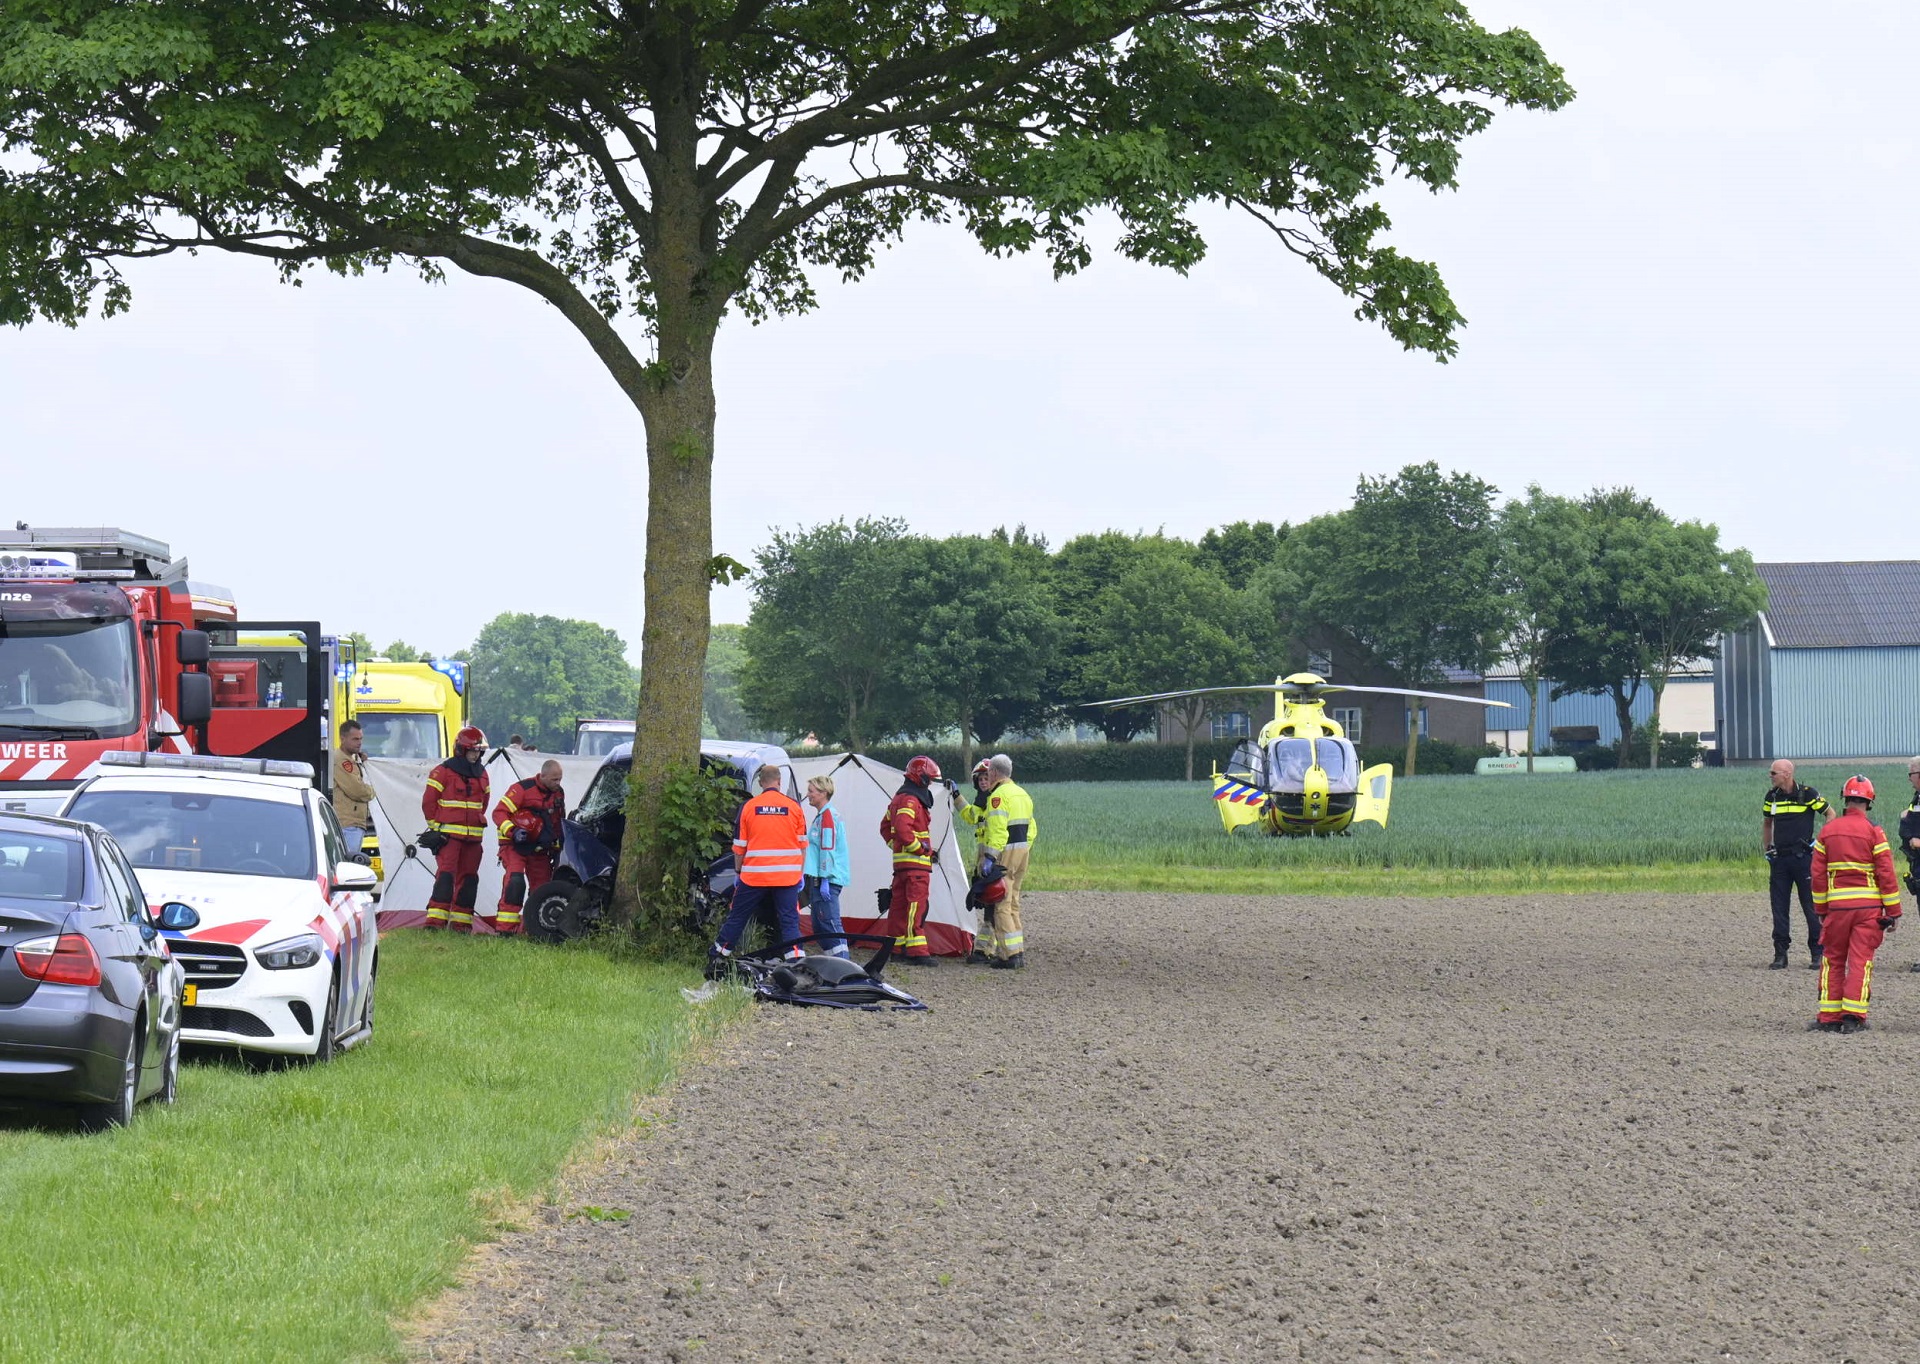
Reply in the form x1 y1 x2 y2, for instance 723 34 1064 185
98 751 315 780
430 659 467 694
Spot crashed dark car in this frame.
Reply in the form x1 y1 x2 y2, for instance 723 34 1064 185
522 741 793 944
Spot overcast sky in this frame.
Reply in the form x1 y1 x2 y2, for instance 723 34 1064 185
3 0 1913 661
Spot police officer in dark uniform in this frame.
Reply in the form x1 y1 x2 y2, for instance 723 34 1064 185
1762 758 1828 970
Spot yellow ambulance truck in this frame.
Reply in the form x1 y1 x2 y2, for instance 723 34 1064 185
349 660 469 760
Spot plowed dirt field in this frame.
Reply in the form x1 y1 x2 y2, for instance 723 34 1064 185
411 891 1920 1363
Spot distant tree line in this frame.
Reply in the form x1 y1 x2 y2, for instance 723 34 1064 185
736 465 1766 773
344 618 763 754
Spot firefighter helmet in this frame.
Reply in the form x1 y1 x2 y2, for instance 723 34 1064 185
455 725 487 752
905 755 942 785
1843 774 1876 804
511 809 544 835
977 875 1008 906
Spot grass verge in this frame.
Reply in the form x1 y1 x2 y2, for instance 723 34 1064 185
0 931 734 1363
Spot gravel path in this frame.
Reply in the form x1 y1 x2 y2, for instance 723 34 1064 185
411 891 1920 1363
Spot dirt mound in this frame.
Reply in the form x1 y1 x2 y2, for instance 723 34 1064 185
412 891 1920 1362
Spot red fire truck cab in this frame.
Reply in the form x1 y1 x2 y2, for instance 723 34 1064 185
0 528 328 814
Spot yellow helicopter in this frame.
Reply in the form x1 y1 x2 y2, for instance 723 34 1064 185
1092 673 1510 836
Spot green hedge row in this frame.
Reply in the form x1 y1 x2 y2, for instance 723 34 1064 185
857 738 1500 782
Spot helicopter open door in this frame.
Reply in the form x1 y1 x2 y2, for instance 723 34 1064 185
1212 740 1269 834
1351 763 1393 828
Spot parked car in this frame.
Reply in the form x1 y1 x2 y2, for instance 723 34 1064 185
0 810 191 1130
60 753 379 1063
522 741 792 943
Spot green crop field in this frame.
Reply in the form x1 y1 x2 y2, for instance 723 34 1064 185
0 933 734 1363
1015 763 1919 896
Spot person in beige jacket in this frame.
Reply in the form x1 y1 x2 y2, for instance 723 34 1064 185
331 720 378 856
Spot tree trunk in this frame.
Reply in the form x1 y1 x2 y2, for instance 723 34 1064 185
959 702 975 772
1610 685 1635 763
1404 701 1419 778
1647 676 1666 770
1522 672 1537 773
1184 702 1199 782
608 166 722 937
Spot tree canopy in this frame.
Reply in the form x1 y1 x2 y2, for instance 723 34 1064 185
467 612 639 752
739 518 934 750
0 0 1571 935
1293 462 1509 773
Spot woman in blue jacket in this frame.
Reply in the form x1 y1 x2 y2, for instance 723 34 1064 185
803 775 852 957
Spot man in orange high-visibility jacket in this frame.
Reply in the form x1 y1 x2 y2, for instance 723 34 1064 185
491 759 566 935
1811 774 1902 1035
709 764 808 967
419 726 492 930
880 755 942 963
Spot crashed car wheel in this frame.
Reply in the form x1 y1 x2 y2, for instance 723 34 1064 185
525 882 600 944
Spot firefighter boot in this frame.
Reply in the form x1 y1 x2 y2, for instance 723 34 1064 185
990 952 1026 971
1769 949 1789 970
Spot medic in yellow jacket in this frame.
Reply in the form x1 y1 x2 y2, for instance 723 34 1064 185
961 754 1036 968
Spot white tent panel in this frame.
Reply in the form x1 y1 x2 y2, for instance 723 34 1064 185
363 748 977 953
789 753 977 956
366 749 605 930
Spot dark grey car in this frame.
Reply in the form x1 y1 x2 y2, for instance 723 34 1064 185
0 812 191 1130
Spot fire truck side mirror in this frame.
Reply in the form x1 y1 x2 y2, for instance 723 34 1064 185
176 629 211 666
177 672 214 728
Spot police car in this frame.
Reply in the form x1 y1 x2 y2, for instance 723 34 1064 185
58 753 378 1062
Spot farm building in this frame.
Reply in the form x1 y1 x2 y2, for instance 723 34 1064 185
1483 665 1715 754
1716 561 1920 761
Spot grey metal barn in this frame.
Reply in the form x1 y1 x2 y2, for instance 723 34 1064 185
1716 561 1920 761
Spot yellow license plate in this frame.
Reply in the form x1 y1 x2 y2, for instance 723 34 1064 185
182 983 198 1007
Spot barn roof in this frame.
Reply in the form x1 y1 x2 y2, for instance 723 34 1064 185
1757 561 1920 648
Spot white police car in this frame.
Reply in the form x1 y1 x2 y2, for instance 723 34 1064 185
59 753 378 1062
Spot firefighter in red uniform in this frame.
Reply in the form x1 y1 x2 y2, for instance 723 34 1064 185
491 759 565 935
418 726 491 930
1810 775 1902 1034
881 755 942 963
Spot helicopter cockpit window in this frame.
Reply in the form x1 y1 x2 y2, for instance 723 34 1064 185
1267 739 1314 791
1227 739 1265 784
1266 738 1360 793
1315 739 1360 793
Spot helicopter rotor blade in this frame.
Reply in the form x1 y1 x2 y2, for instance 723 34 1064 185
1085 685 1295 708
1316 684 1511 708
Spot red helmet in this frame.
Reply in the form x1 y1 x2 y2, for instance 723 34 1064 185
977 876 1008 906
905 755 942 785
511 809 544 835
1843 774 1875 803
455 725 487 752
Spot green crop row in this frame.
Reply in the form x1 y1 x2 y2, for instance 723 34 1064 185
1009 764 1919 894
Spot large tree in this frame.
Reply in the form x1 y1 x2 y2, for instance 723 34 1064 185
1550 487 1665 763
738 518 933 749
1595 515 1766 769
897 535 1057 770
1295 463 1509 775
1081 542 1250 780
0 0 1569 935
467 612 639 750
1494 486 1592 771
1052 531 1190 741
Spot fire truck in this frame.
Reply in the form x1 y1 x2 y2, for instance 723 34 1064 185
0 527 331 815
